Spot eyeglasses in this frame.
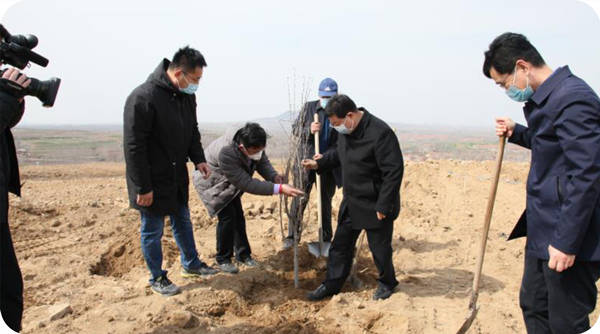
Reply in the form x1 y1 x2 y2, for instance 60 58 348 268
495 73 513 89
183 71 201 84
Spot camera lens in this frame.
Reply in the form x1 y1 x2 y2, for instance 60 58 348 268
24 77 61 107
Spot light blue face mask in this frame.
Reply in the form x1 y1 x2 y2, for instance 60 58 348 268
506 67 534 102
180 83 198 95
177 73 199 95
320 98 329 109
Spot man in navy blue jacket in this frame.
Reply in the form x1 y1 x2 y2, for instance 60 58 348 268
485 32 600 333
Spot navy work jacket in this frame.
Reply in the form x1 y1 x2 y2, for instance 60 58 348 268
508 66 600 261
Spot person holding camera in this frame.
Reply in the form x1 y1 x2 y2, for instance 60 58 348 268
123 46 217 297
0 67 31 332
0 24 60 331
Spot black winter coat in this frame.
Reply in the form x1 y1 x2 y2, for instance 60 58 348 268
0 89 23 199
123 59 206 215
317 109 404 229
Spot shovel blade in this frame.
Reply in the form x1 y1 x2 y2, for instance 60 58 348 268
456 306 479 334
308 241 331 258
348 274 364 289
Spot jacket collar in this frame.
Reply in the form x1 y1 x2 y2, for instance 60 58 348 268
229 141 253 172
348 107 370 139
530 66 572 106
316 99 325 112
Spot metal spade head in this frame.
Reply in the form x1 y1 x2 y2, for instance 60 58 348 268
308 241 331 258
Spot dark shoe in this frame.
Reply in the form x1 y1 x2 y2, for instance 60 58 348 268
372 283 396 300
282 237 294 250
181 264 218 278
150 275 180 296
307 284 335 301
238 257 258 267
218 262 239 274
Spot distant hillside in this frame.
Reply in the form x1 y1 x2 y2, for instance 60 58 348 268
13 119 530 165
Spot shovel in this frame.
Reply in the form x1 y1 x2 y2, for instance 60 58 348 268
456 135 506 334
308 113 331 258
348 231 367 289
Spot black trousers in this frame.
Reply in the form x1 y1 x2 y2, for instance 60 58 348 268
520 255 600 334
216 195 251 264
289 170 336 242
0 190 22 332
323 207 398 292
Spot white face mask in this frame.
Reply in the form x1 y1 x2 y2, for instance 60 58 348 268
240 144 264 161
330 116 354 135
248 150 263 161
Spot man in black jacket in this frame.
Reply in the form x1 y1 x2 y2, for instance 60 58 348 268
302 94 403 301
283 78 342 250
0 67 31 332
123 46 217 297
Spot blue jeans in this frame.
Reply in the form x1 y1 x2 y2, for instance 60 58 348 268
140 204 204 282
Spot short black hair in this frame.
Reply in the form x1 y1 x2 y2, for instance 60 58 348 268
234 123 267 149
483 32 545 78
325 94 357 118
169 46 207 72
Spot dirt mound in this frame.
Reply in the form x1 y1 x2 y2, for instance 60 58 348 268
12 199 60 218
90 231 183 278
264 245 324 272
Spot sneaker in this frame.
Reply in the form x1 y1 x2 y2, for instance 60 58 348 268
372 283 396 300
218 262 239 274
282 237 294 250
150 275 181 297
238 257 258 267
181 264 219 278
307 284 335 301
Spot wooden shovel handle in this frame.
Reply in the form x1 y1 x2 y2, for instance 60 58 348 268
313 113 323 245
469 135 506 308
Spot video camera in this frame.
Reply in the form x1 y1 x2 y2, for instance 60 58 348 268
0 24 60 107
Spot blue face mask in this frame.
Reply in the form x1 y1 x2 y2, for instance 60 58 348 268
506 68 534 102
177 73 199 95
180 83 198 95
320 98 329 109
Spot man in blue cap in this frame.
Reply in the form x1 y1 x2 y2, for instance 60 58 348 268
283 78 342 250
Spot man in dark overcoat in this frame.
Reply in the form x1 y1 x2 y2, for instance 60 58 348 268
303 94 404 301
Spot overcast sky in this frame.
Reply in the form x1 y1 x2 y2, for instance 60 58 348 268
1 0 599 128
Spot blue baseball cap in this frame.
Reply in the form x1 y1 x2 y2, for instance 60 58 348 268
318 78 338 97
